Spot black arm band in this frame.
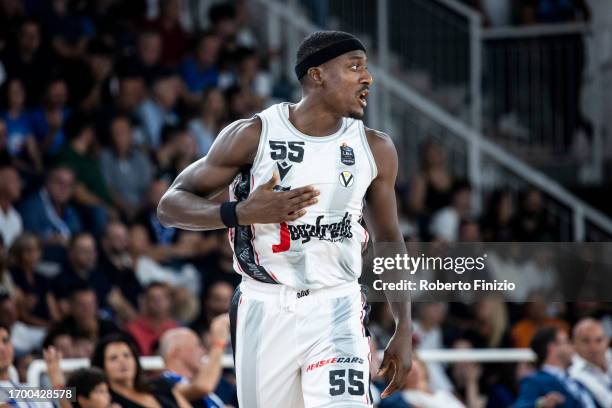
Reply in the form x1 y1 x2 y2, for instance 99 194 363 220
220 201 240 228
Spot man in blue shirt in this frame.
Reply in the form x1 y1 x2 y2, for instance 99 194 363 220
515 326 597 408
158 317 233 408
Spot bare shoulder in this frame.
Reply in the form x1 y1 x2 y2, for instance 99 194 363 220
364 127 398 174
207 116 262 166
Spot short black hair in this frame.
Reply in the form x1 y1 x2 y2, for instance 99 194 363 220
530 326 559 367
0 322 10 336
296 31 362 66
66 367 107 406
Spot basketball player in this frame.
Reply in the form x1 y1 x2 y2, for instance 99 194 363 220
158 31 412 407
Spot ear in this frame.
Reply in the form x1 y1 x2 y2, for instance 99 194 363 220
307 67 322 84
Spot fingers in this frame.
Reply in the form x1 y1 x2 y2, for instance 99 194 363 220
284 185 318 199
262 171 280 189
288 195 319 213
284 209 307 221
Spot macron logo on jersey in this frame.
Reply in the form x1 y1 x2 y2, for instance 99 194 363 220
288 212 353 243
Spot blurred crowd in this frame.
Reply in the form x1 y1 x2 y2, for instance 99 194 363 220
0 1 610 408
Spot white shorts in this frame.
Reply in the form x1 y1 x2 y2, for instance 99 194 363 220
229 278 373 408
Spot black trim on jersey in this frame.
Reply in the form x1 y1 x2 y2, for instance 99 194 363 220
232 167 278 284
229 286 241 362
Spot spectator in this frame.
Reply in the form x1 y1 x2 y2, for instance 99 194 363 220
235 47 272 102
125 282 179 355
412 302 454 392
0 323 54 407
120 30 164 87
449 339 486 408
195 281 234 332
98 221 140 322
0 236 17 296
57 113 112 234
18 165 81 244
144 0 190 67
515 326 596 408
481 190 515 242
208 3 239 48
67 368 115 408
29 78 71 156
51 233 111 311
8 233 61 326
53 286 121 346
1 19 54 107
570 318 612 408
1 78 42 171
41 0 93 60
429 181 472 242
44 359 114 408
188 88 226 156
158 316 231 407
381 357 465 408
100 115 153 219
224 85 257 122
91 333 191 407
514 189 557 241
96 70 146 146
467 297 511 349
0 164 22 247
132 182 172 247
512 293 570 348
0 291 46 355
409 139 454 222
179 31 221 100
68 38 115 111
43 324 77 358
457 218 481 242
137 72 180 149
156 126 200 182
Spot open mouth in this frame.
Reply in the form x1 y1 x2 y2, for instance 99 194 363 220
357 89 369 107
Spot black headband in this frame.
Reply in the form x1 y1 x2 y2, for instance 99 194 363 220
295 38 366 80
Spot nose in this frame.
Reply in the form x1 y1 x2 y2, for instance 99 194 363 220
361 69 373 87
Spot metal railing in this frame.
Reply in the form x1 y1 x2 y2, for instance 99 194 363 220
293 0 609 183
25 349 536 387
250 0 612 241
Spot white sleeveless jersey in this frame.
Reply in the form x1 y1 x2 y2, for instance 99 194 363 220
228 102 378 289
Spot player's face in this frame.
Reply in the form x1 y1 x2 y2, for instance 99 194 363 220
325 50 372 119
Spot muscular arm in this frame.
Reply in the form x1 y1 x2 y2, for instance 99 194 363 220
157 118 259 230
158 117 319 231
363 128 412 398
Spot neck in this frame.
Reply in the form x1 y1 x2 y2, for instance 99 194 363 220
0 368 9 381
111 379 134 393
0 198 11 212
290 97 343 137
544 359 566 370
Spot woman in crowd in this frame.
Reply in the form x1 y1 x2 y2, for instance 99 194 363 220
8 232 60 327
91 333 191 408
